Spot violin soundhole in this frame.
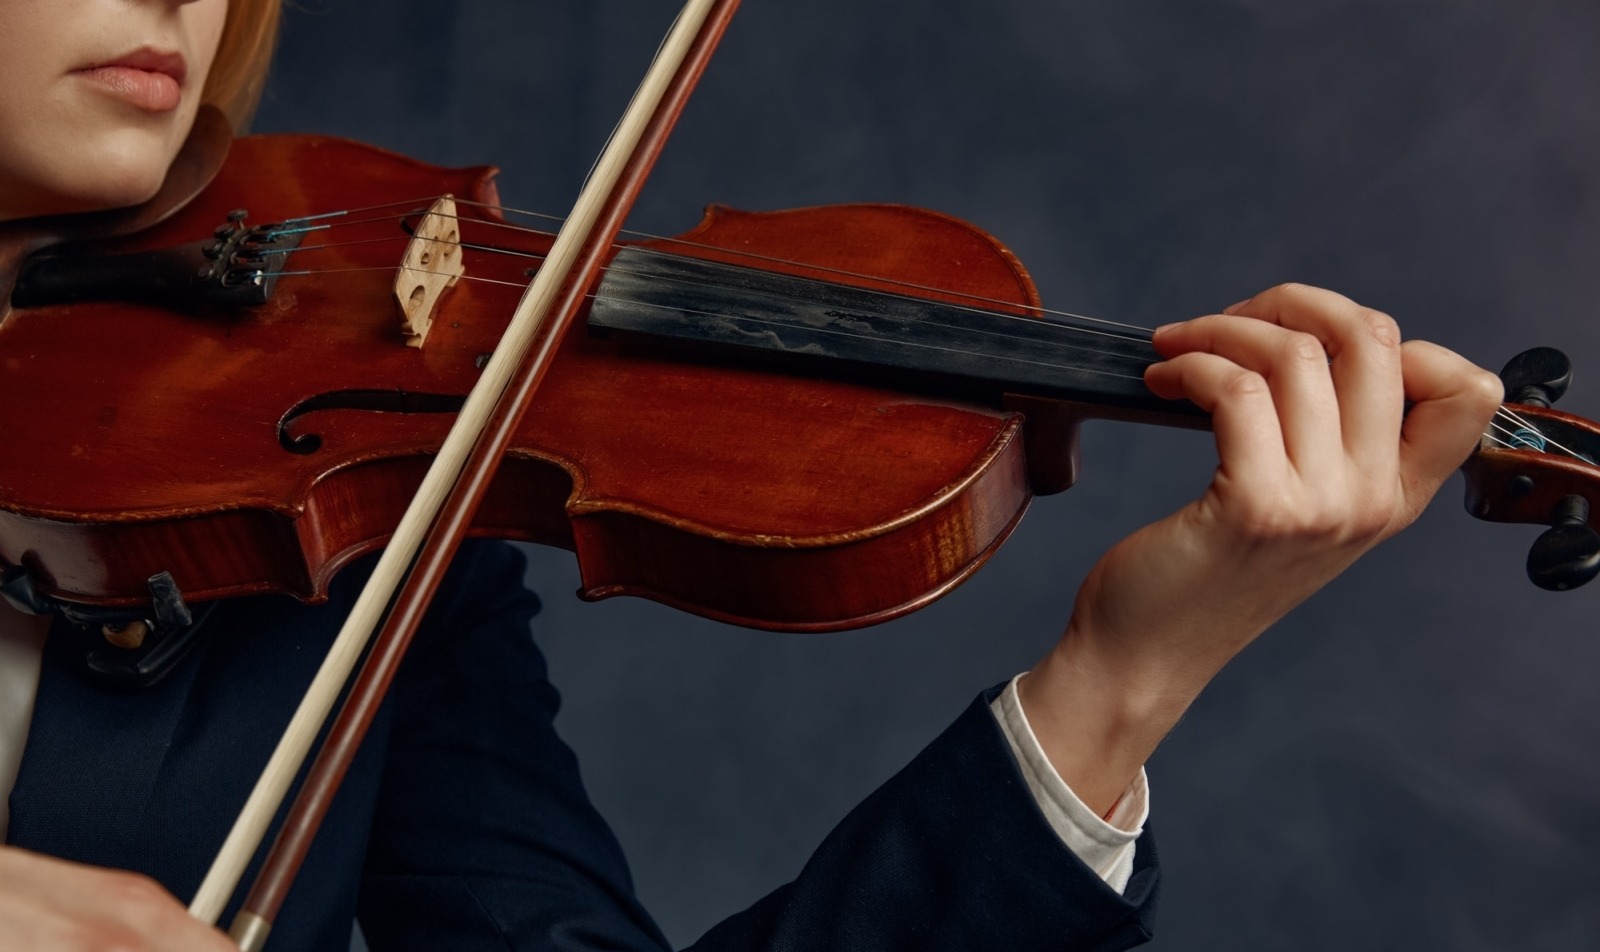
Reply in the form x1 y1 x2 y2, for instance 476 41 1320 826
277 389 467 454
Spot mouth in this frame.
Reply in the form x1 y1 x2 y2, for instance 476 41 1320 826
73 49 191 113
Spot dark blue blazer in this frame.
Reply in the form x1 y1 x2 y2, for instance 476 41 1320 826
6 542 1159 950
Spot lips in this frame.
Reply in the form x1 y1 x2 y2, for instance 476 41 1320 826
73 49 189 113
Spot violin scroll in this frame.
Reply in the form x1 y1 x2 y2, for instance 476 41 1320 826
1461 347 1600 590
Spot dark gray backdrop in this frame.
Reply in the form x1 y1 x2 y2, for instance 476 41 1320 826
255 2 1600 949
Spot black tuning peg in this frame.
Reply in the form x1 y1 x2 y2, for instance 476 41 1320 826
1527 495 1600 591
1500 347 1572 408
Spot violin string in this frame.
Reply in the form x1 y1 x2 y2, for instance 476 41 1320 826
1484 417 1530 449
264 217 1156 356
263 267 1566 455
277 256 1564 457
1483 406 1594 462
251 201 1586 475
248 203 1572 457
1493 405 1589 460
271 266 536 289
586 259 1153 360
578 295 1153 382
467 201 1160 336
265 233 549 265
258 198 1157 336
1495 403 1553 441
265 262 1158 386
263 197 455 230
572 291 1587 454
274 199 434 226
279 238 1156 360
1479 423 1527 452
267 209 435 238
270 270 1567 455
1483 420 1559 456
268 234 1161 377
1490 406 1553 455
608 245 1154 346
258 212 1158 362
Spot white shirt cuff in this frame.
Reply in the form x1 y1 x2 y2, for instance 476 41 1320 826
990 673 1148 894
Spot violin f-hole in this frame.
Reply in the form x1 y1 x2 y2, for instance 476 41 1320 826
277 389 467 454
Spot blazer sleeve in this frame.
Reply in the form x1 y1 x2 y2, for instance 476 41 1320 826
355 542 1160 952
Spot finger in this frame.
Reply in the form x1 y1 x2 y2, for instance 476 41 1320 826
1223 282 1361 330
1154 314 1340 473
1146 351 1288 487
168 911 242 952
0 849 237 952
93 869 237 952
1396 340 1504 508
1223 283 1406 472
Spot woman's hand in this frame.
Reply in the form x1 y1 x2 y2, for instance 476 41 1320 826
1019 283 1505 815
0 846 235 952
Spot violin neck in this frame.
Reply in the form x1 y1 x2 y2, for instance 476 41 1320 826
589 246 1206 427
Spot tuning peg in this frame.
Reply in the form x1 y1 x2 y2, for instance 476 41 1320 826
1527 495 1600 590
1500 347 1572 408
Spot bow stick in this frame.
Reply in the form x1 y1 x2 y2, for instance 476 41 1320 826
184 1 743 946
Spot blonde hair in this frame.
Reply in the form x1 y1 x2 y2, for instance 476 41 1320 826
201 0 283 131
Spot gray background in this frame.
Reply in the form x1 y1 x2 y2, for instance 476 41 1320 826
255 2 1600 949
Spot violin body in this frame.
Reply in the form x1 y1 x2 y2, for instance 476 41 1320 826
0 135 1083 631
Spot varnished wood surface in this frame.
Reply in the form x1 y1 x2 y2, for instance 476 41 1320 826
0 135 1062 629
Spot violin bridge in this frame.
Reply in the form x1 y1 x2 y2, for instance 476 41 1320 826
394 195 466 348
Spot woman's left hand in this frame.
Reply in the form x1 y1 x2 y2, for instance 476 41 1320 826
1018 283 1505 815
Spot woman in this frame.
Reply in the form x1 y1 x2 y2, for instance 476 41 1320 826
0 1 1504 949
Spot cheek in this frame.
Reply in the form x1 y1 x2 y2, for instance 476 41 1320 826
190 0 232 90
0 20 60 165
0 95 95 219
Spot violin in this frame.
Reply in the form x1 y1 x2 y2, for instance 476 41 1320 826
2 0 1597 945
4 137 1598 629
0 132 1183 629
8 128 1600 952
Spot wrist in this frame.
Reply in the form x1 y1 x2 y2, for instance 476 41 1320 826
1018 622 1202 815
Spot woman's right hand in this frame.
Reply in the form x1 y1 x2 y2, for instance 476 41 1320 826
0 846 235 951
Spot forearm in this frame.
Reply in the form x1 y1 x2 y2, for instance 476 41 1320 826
991 676 1147 892
1018 620 1201 818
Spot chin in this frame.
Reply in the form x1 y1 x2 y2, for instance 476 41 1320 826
75 174 168 214
5 177 162 222
0 126 185 221
72 134 182 211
